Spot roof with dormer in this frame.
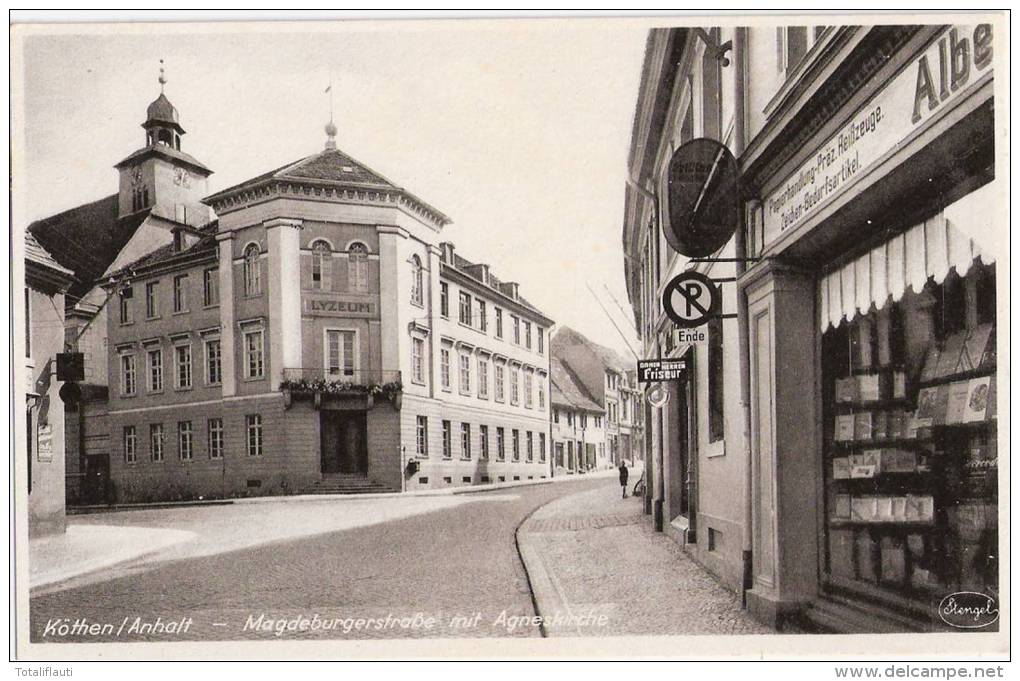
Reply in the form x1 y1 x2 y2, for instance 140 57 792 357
202 146 451 228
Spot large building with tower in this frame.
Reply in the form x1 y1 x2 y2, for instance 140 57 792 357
31 80 553 503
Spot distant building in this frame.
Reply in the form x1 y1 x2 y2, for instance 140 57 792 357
550 356 606 474
550 326 641 470
25 233 74 536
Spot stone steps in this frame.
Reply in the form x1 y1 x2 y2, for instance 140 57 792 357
301 475 398 495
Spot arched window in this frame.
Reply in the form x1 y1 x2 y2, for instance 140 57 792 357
348 242 368 293
410 255 423 305
243 244 261 296
311 240 332 290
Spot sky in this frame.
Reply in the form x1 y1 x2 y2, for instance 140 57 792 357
17 18 646 357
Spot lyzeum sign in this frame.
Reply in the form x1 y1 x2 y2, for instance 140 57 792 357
662 271 720 328
665 138 741 258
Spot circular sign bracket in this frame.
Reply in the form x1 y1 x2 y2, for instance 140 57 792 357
665 138 741 258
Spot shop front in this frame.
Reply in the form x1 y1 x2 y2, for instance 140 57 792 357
740 24 999 630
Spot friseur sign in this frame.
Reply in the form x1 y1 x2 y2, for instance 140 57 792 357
303 295 378 318
637 359 687 384
762 25 993 248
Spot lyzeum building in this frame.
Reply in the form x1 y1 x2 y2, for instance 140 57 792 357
53 84 553 502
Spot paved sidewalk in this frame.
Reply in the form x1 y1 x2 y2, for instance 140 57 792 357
29 524 195 589
517 481 773 637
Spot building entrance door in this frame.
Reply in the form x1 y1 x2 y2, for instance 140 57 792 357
320 411 368 475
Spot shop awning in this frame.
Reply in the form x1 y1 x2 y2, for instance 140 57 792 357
819 182 999 331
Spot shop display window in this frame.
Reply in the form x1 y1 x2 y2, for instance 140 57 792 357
821 260 997 621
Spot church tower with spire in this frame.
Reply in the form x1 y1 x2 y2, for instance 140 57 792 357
114 62 213 222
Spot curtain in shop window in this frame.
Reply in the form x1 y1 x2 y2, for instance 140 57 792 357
819 182 998 331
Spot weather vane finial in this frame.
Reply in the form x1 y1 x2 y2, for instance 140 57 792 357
323 69 337 150
158 59 167 93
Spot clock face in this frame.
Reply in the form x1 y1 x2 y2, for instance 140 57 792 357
173 167 191 188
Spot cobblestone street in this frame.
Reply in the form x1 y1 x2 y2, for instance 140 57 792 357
518 482 774 637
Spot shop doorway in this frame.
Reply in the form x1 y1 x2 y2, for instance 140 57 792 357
320 411 368 475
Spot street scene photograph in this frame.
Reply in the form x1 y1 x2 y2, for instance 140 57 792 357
10 11 1008 663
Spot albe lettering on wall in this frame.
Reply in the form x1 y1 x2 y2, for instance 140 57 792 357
912 25 993 124
761 25 993 247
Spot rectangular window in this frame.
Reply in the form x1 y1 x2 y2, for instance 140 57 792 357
246 414 263 457
537 327 544 355
120 354 137 396
479 425 489 460
495 308 503 338
459 353 471 394
526 432 534 462
554 409 560 424
512 429 520 462
524 371 533 408
175 344 193 389
477 300 487 332
147 348 163 392
538 377 546 409
326 329 356 378
173 274 188 313
123 425 137 464
494 364 505 402
177 421 193 461
510 366 520 405
459 291 472 325
244 329 265 379
524 321 532 349
477 357 489 399
408 337 424 383
440 348 451 390
440 282 449 318
539 433 547 462
203 267 219 307
442 420 452 459
205 338 222 385
207 418 224 459
149 423 163 462
708 316 725 442
416 415 429 457
512 315 520 344
460 422 472 460
145 282 159 318
496 427 505 461
581 413 588 428
119 287 133 324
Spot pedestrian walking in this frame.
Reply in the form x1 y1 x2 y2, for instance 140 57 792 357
619 461 629 499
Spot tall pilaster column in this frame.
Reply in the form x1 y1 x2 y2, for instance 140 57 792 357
742 261 821 627
265 218 303 389
216 231 236 397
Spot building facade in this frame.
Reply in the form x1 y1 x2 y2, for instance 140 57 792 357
624 23 999 631
550 356 607 474
550 326 640 471
25 233 74 536
89 89 552 502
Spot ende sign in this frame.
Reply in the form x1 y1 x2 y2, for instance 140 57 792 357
762 24 993 247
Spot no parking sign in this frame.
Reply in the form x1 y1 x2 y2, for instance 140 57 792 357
662 271 720 328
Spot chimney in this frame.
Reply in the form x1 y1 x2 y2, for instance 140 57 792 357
440 242 455 264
